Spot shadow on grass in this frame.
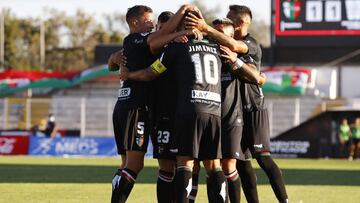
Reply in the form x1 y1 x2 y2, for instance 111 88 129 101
0 164 359 186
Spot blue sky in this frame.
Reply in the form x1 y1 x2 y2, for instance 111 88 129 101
0 0 271 24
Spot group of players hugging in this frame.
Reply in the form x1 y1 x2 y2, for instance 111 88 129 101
108 3 288 203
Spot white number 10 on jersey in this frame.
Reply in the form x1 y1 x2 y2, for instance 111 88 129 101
191 53 219 85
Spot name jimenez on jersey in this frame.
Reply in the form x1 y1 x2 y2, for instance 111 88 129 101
188 43 221 107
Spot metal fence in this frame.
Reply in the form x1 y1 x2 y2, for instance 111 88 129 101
0 96 324 137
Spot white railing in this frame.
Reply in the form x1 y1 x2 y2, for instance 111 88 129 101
0 96 325 137
0 97 116 137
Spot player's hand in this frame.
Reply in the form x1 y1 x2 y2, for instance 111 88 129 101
119 65 129 81
174 35 189 43
185 11 207 32
109 49 127 67
220 45 238 64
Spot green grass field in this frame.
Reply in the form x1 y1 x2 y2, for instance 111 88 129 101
1 157 360 203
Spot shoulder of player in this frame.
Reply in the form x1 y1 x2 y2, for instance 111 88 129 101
243 34 261 47
124 32 152 44
164 41 188 51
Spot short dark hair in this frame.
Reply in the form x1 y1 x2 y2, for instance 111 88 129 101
158 11 174 23
212 18 234 26
126 5 153 24
229 5 252 19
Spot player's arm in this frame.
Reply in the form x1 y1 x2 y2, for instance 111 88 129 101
185 12 248 54
220 45 265 85
148 29 201 54
108 49 127 71
119 59 167 82
148 4 199 54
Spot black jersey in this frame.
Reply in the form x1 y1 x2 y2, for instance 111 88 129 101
240 33 266 112
161 38 222 117
152 64 177 119
119 32 157 109
221 62 242 126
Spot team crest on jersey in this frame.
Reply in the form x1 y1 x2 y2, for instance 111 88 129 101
136 135 144 147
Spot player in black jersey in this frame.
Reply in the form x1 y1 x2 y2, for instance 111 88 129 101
213 18 266 203
109 5 200 203
227 5 289 203
120 10 228 203
151 11 178 203
185 12 266 203
111 10 203 203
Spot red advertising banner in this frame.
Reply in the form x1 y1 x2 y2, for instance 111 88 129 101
0 136 30 155
0 69 78 81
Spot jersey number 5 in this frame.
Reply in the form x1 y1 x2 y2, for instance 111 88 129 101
191 53 219 85
137 122 145 135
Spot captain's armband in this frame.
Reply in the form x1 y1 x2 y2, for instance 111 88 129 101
150 59 167 74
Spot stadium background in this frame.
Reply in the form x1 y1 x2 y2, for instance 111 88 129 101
0 0 360 202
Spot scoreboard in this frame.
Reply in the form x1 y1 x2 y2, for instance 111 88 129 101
274 0 360 46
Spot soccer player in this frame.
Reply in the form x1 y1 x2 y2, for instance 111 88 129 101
349 117 360 160
185 12 263 203
151 11 178 203
188 17 266 203
109 5 200 203
120 10 228 203
226 5 289 203
213 18 266 203
338 118 352 159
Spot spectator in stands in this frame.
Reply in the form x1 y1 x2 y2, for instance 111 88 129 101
43 113 57 137
338 118 352 159
32 113 58 137
349 118 360 161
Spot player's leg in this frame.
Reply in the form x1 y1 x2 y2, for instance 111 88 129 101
203 159 228 203
111 102 128 202
153 117 177 203
237 115 259 203
157 159 176 203
255 153 288 203
221 159 240 203
252 110 288 203
111 108 150 203
349 142 355 160
236 159 259 203
201 114 227 203
175 156 194 203
189 160 200 203
111 154 126 199
356 140 360 159
221 124 243 203
111 150 145 203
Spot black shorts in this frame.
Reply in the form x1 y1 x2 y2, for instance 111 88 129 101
173 113 222 160
113 102 150 154
151 116 176 160
221 123 245 160
242 109 271 155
